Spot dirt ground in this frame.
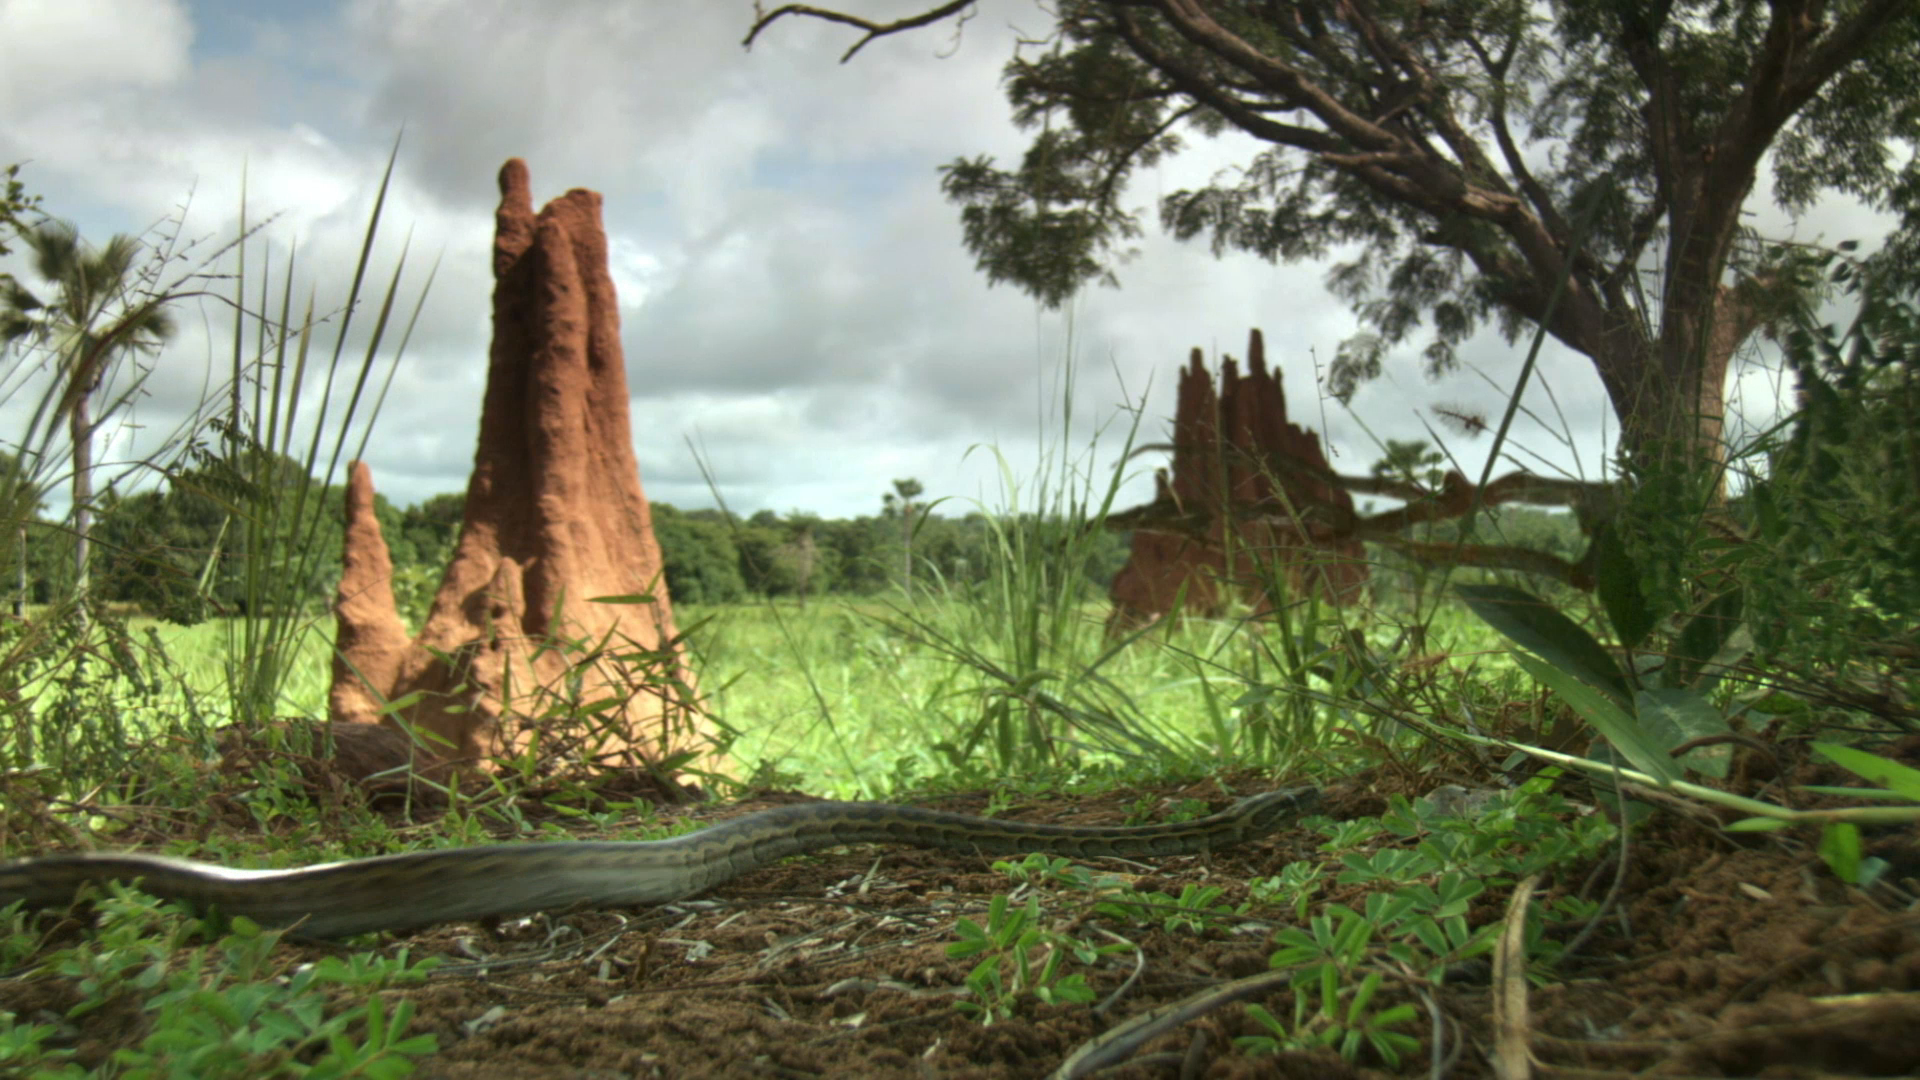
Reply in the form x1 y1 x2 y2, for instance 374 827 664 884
7 766 1919 1078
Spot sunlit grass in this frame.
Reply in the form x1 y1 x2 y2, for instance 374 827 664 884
75 586 1513 802
682 593 1511 798
119 614 337 723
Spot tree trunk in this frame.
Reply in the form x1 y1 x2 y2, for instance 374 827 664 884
12 525 24 618
901 505 914 602
69 389 92 629
1591 279 1760 496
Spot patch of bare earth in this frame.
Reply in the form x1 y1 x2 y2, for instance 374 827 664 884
6 768 1916 1078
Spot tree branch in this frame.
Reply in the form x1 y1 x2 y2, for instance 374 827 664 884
1605 192 1667 295
1146 0 1401 151
1336 0 1512 194
1468 33 1568 241
742 0 975 63
1614 4 1694 216
1785 0 1912 104
1121 3 1611 355
1714 0 1913 187
1106 10 1346 157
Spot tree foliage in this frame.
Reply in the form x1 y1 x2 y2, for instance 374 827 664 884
0 163 40 258
10 479 1137 620
652 504 749 605
750 1 1920 469
1738 249 1920 672
0 216 178 620
84 453 347 624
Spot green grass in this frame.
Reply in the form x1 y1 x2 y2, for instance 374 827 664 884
670 591 1515 797
95 592 1515 800
131 614 337 709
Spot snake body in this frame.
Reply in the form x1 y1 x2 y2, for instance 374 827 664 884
0 787 1318 939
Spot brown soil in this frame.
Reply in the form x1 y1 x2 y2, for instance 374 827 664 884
6 773 1917 1079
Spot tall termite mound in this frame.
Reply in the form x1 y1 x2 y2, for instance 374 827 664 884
329 158 705 777
1109 329 1370 632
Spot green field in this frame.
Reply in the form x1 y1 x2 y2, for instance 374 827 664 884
112 595 1512 799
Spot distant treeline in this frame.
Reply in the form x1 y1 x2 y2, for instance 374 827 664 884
647 502 1137 605
3 453 1594 624
1 467 1151 622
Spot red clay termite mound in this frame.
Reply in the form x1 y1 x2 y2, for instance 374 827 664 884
329 158 705 776
1108 329 1369 633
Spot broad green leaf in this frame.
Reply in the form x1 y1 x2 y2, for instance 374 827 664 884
1513 652 1678 784
1591 522 1658 649
1636 688 1733 778
1818 822 1862 882
1457 584 1631 708
1813 743 1920 801
1670 588 1745 688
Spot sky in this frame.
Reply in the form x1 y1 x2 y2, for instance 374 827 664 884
0 0 1900 523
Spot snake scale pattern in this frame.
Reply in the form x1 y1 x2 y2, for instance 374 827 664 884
0 787 1320 939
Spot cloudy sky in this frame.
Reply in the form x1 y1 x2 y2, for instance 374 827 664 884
0 0 1895 523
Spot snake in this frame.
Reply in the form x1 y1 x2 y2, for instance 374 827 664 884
0 786 1318 939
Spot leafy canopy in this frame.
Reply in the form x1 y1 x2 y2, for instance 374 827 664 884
918 1 1920 399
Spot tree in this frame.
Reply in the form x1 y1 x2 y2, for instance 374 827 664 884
651 503 748 605
818 516 896 593
748 1 1920 482
1726 250 1920 680
1 168 43 616
0 164 40 258
776 514 829 606
88 454 348 623
1371 439 1449 493
0 450 47 617
882 477 925 598
0 219 177 623
396 492 467 565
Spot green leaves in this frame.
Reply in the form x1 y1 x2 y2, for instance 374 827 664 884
1465 577 1917 893
950 893 1104 1023
1592 521 1658 650
1456 584 1632 709
0 900 438 1078
1238 787 1614 1068
1247 904 1432 1069
1814 742 1920 802
1457 582 1756 787
1514 651 1682 784
1797 743 1920 888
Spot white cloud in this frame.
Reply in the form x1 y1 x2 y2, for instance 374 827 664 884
0 0 193 111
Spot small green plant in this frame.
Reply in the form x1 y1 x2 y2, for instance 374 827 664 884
1163 796 1213 822
1335 847 1436 887
1092 882 1238 934
1461 584 1920 881
0 1011 64 1075
1 886 439 1078
1377 783 1619 881
1234 777 1621 1067
1758 741 1920 889
947 893 1111 1023
989 850 1252 935
991 852 1109 890
1120 793 1160 825
1249 861 1325 916
1316 816 1387 852
1241 906 1423 1067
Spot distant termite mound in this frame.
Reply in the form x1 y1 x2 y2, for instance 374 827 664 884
328 158 706 783
1107 329 1370 633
